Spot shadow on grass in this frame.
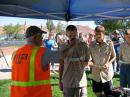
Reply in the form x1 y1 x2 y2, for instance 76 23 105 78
114 73 120 78
51 83 59 86
51 75 59 79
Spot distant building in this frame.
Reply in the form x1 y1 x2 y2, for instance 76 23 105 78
77 25 95 45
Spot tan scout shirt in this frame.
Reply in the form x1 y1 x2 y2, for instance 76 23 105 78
89 40 114 83
60 39 90 88
119 42 130 64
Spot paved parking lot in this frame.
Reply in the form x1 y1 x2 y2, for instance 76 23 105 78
0 56 12 80
0 46 17 79
0 40 25 47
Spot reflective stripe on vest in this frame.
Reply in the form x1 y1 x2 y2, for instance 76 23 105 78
12 46 50 86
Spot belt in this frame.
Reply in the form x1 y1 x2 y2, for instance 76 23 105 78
119 60 130 65
68 56 85 62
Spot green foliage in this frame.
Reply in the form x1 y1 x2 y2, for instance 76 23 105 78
15 34 25 40
3 24 21 40
125 20 130 29
0 79 11 97
51 74 63 97
95 19 130 34
46 20 55 33
55 22 63 34
102 20 124 34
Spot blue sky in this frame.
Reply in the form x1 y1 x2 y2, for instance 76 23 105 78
0 16 96 29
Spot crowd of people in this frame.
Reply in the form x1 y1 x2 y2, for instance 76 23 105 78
10 25 130 97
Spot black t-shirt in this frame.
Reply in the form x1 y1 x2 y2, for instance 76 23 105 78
112 37 119 43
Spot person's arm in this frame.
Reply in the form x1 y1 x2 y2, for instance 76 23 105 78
59 58 64 82
119 44 123 61
80 43 91 67
109 43 116 64
59 57 64 91
103 42 116 68
86 45 95 67
10 50 17 67
85 44 90 62
59 59 64 91
41 48 52 70
118 44 125 64
58 46 65 91
11 51 16 61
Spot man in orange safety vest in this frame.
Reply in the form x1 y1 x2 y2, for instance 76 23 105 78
10 26 52 97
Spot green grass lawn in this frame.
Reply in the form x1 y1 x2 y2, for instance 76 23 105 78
0 72 120 97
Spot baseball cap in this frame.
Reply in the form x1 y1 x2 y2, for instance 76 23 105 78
95 25 105 33
25 26 47 38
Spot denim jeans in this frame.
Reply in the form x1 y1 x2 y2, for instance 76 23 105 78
120 64 130 88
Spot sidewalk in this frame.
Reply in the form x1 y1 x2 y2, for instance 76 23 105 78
0 55 12 80
0 47 15 80
0 70 11 80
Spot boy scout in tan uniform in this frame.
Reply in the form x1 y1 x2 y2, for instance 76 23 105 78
59 25 90 97
89 25 116 97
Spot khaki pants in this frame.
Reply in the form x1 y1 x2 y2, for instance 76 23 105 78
63 87 87 97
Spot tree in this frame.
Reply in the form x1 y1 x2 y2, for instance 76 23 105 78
3 24 21 40
102 20 124 34
95 19 130 34
46 20 55 33
56 22 63 33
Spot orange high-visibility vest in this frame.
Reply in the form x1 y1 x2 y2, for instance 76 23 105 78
10 45 52 97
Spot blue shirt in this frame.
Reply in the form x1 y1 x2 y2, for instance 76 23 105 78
114 43 120 56
44 39 56 50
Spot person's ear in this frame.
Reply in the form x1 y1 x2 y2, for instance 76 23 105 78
33 35 37 40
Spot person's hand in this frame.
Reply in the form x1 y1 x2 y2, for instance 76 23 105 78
88 61 94 67
59 80 63 91
102 63 109 69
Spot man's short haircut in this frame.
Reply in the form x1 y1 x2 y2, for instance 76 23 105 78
95 25 105 34
66 25 77 31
